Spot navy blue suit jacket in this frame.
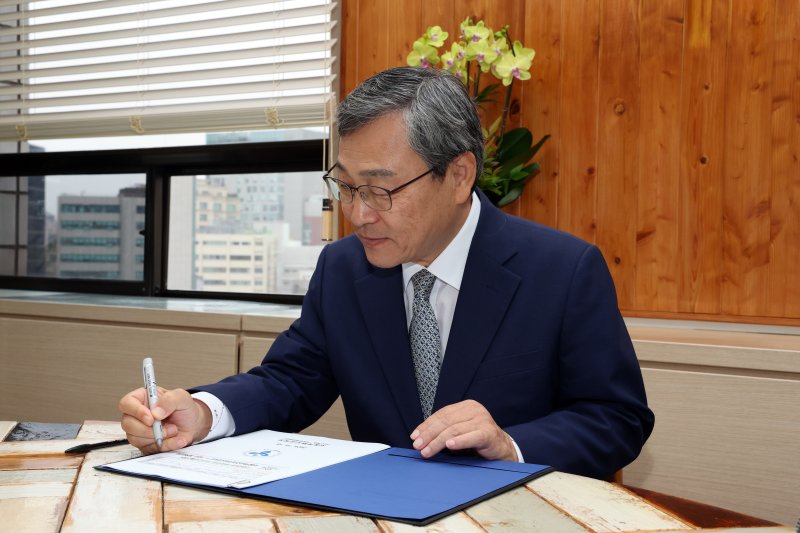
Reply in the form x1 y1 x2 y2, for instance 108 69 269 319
194 192 654 479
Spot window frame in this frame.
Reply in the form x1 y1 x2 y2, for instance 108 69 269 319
0 139 325 305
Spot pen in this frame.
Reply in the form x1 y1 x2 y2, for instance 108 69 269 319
64 439 129 454
142 357 163 448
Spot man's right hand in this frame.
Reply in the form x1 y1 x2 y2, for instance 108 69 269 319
119 387 212 454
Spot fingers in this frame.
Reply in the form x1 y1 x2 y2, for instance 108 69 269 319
122 414 193 454
410 400 516 461
148 390 173 420
119 388 155 425
122 416 181 454
119 387 197 454
415 419 475 458
441 426 514 460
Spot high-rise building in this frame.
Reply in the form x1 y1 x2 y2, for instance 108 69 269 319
194 232 278 293
205 129 326 243
196 179 241 232
56 186 145 280
207 173 285 227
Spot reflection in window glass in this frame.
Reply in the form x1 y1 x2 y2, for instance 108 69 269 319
168 170 326 296
0 173 146 280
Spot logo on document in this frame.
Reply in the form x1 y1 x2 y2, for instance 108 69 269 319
244 449 281 458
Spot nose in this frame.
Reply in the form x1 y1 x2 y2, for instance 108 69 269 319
345 194 379 227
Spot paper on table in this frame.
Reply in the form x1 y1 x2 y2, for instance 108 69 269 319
102 430 389 488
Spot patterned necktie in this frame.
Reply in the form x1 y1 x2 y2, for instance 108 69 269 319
410 269 442 419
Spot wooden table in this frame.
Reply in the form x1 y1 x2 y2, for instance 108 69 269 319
0 421 792 533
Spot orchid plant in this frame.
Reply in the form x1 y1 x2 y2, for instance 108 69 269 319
407 18 549 207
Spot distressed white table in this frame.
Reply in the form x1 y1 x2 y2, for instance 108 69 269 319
0 421 791 532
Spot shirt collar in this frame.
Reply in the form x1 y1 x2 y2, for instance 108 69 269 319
402 191 481 291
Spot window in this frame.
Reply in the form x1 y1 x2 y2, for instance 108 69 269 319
60 220 122 230
1 172 144 281
61 237 120 247
61 204 121 214
0 1 338 303
1 140 326 301
60 254 120 263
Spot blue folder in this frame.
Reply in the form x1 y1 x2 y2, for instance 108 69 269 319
98 447 552 525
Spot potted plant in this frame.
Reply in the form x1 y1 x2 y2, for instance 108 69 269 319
407 18 549 207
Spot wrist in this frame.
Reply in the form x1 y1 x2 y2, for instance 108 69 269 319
504 431 519 462
192 398 213 443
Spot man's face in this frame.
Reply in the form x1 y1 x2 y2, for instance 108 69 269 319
335 112 474 268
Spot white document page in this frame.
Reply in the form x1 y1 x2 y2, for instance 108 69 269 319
103 430 389 488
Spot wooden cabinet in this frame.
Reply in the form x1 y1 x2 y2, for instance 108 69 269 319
1 293 798 524
625 324 800 525
0 295 350 441
0 299 243 423
0 316 236 422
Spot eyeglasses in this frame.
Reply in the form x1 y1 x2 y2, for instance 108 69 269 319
322 164 435 212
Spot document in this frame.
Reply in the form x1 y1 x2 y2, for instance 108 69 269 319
97 432 552 525
102 430 388 488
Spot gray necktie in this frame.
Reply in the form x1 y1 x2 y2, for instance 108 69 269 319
410 269 442 419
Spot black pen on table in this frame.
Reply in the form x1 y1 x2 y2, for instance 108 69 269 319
64 438 129 454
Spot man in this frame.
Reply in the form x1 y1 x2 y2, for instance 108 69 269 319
120 66 654 479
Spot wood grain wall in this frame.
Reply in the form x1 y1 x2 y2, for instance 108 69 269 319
339 0 800 325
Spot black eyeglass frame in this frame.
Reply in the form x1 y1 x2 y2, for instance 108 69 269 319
322 164 435 212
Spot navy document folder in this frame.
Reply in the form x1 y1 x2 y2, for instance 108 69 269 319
98 446 553 525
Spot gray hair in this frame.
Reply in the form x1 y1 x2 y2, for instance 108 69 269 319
336 66 484 184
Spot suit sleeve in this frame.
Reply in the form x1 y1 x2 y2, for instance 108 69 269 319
505 245 655 479
189 246 339 435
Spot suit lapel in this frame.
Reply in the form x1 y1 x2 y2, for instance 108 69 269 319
354 266 423 432
434 198 521 410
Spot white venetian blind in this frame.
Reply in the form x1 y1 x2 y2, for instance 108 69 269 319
0 0 337 141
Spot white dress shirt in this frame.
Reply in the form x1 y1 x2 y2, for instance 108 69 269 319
401 192 480 355
193 192 522 461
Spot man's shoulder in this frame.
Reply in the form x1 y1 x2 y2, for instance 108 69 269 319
318 234 371 274
476 211 612 287
489 210 595 258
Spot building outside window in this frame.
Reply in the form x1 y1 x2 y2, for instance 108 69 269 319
55 185 145 281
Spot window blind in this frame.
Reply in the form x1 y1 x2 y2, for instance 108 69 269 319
0 0 338 141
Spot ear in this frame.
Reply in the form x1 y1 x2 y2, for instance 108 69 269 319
448 151 477 203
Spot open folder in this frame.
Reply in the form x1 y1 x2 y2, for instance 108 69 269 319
97 436 552 525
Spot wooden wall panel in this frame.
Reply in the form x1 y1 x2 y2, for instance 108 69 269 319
519 0 561 228
768 0 800 318
556 1 600 243
596 0 640 308
339 0 800 325
721 0 776 318
676 0 727 315
636 0 684 312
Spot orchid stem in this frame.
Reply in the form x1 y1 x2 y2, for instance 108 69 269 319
499 82 512 147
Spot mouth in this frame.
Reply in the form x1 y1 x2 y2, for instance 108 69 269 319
357 235 387 248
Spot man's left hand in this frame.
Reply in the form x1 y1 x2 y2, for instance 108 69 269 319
410 399 518 461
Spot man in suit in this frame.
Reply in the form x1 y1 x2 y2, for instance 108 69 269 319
120 66 654 479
